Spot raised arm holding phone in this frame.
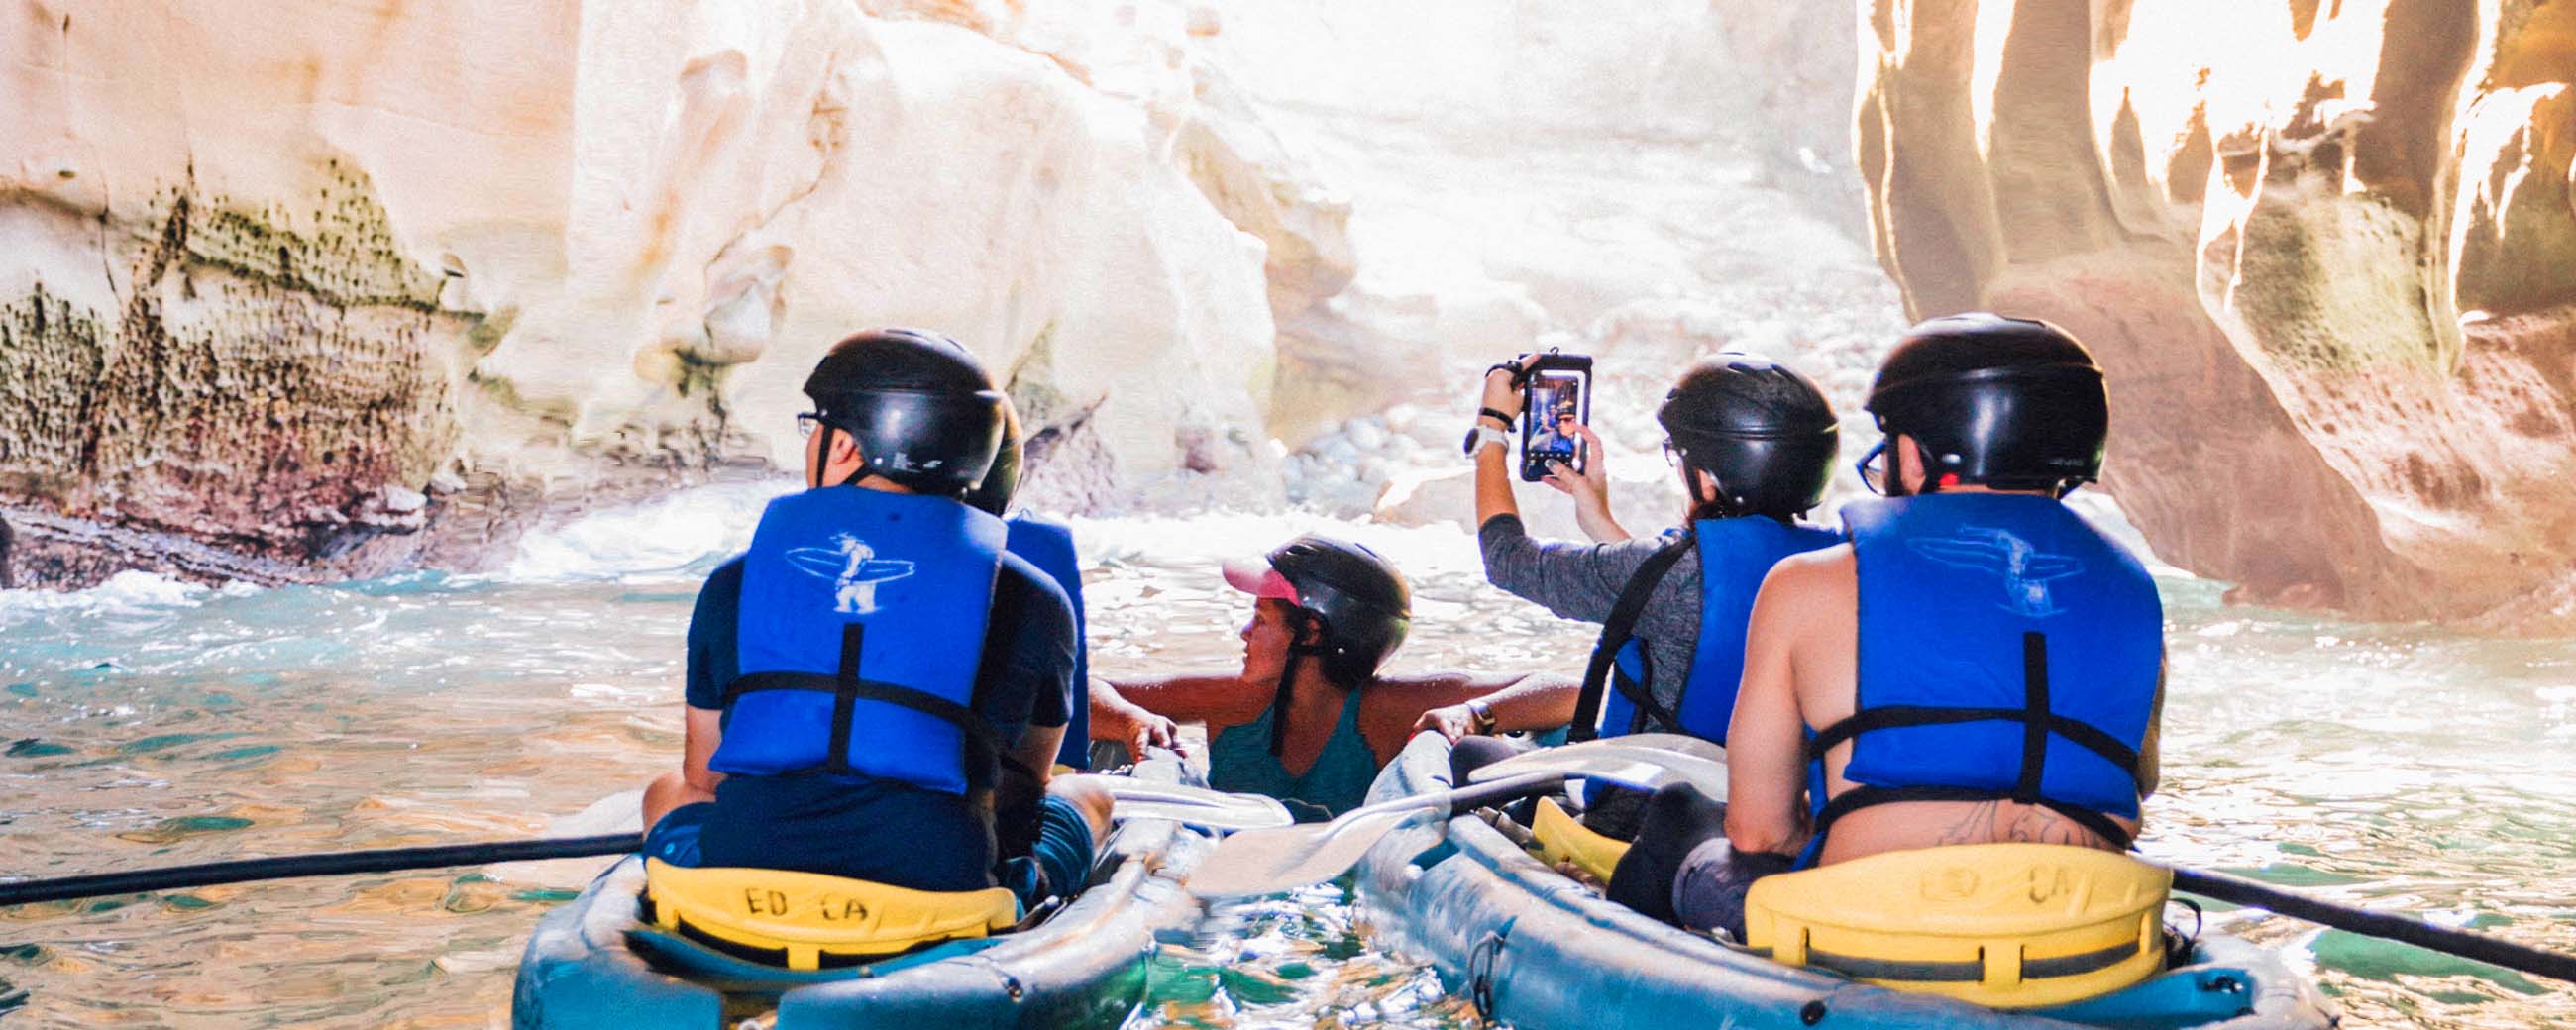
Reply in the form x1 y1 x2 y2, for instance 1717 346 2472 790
1467 350 1844 756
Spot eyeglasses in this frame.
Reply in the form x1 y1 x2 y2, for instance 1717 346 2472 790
795 412 826 439
1855 440 1888 495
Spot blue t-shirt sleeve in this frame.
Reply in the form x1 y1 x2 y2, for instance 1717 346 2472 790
683 558 746 711
975 556 1076 739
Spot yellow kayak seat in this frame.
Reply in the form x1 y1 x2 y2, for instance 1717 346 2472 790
1531 798 1632 883
641 859 1020 971
1741 844 2168 1009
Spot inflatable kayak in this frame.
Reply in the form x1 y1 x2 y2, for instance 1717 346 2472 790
1353 734 2340 1030
510 771 1216 1029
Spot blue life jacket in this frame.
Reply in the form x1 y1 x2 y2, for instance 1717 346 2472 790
711 486 1008 795
1005 514 1092 771
1593 517 1840 742
1802 494 2160 865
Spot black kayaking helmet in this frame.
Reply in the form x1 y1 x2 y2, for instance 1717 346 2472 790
963 398 1023 517
803 328 1007 496
1865 313 2107 496
1265 535 1412 687
1657 354 1839 521
1230 535 1413 756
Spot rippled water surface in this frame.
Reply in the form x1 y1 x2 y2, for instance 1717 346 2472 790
3 484 2573 1028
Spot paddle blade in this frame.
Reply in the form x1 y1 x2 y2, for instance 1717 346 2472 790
1183 807 1423 898
1060 773 1297 831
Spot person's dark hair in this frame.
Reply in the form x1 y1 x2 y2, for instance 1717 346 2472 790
802 328 1006 496
1656 354 1839 521
1865 313 2106 496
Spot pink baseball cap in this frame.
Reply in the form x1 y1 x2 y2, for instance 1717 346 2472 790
1220 556 1301 602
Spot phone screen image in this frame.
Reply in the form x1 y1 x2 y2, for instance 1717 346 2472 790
1520 369 1589 482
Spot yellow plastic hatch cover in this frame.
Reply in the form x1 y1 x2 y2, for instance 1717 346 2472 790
1532 797 1633 884
642 859 1020 971
1741 844 2169 1009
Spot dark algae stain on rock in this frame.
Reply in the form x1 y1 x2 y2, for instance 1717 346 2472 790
1 165 466 587
0 286 108 498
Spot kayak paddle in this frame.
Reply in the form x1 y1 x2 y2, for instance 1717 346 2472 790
0 777 1286 908
1185 770 1572 898
1470 735 1728 799
0 834 647 908
1066 773 1296 830
2165 865 2576 984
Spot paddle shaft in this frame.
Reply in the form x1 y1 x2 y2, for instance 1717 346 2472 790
0 833 642 907
0 771 1257 907
1435 771 1570 817
2171 866 2576 983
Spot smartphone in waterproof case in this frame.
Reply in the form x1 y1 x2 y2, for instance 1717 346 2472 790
1519 354 1593 482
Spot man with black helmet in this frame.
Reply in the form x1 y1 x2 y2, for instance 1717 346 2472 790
1603 314 2165 939
1468 352 1844 747
1087 533 1577 819
964 399 1099 775
637 328 1106 909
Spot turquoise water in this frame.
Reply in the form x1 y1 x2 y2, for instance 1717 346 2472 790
2 485 2572 1028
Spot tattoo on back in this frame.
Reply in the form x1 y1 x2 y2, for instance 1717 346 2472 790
1932 801 2094 848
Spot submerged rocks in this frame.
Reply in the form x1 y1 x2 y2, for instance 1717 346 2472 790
1860 0 2576 631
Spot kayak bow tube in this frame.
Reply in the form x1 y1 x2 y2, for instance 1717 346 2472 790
510 773 1212 1029
1354 734 2339 1030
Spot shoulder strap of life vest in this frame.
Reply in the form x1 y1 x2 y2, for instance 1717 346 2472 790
1571 531 1694 741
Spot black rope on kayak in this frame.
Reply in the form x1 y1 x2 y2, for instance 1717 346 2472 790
2169 867 2576 984
0 833 642 908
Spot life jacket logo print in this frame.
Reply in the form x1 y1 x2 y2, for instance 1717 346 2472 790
784 534 917 614
1907 526 2085 618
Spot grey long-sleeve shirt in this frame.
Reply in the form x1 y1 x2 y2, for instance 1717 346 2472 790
1478 514 1703 730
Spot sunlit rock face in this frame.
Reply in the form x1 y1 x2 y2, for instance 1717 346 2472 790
0 0 1277 584
1861 0 2576 629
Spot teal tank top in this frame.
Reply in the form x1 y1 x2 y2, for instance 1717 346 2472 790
1208 689 1378 819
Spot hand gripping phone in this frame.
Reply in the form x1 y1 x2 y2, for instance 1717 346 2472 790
1518 353 1593 482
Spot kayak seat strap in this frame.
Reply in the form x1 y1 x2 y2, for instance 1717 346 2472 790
1741 844 2169 1009
640 859 1019 971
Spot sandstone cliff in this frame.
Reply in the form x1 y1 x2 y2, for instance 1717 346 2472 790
0 0 1282 585
1861 0 2576 629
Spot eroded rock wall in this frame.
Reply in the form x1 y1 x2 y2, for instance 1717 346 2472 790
1862 0 2576 629
0 0 1281 584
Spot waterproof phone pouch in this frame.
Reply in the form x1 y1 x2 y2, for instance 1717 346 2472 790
1520 353 1593 482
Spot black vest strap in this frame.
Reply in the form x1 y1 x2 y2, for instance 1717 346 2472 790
1571 532 1694 741
723 665 1011 781
827 624 866 775
1805 632 2144 852
1805 709 2142 789
2015 632 2049 803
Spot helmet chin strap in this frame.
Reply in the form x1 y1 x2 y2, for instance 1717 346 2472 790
1266 613 1333 757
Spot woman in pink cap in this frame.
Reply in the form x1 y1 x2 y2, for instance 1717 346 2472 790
1088 534 1575 819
